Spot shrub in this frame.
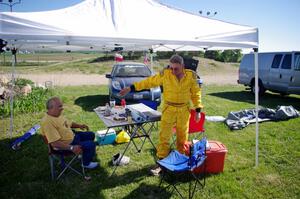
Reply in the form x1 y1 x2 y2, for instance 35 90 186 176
13 78 35 88
204 50 242 63
0 87 53 118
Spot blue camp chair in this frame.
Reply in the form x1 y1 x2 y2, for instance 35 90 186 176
157 137 207 199
42 135 88 180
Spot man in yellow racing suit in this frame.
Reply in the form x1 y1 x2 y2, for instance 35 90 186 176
119 55 203 175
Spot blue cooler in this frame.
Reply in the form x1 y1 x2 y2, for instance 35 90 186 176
138 99 158 110
96 129 116 145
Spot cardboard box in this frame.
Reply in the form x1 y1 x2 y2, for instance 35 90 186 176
194 140 227 174
96 129 116 145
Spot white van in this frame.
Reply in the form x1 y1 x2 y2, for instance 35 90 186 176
238 51 300 95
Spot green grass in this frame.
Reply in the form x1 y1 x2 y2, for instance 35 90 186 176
0 57 152 74
0 52 238 75
0 85 299 199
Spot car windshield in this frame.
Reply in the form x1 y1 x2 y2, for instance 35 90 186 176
114 65 151 77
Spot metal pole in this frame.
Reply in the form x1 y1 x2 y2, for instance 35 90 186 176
149 48 153 72
9 48 17 138
150 54 153 71
0 0 21 12
3 52 5 66
254 48 259 167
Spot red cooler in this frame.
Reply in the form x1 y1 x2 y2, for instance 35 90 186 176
194 140 227 174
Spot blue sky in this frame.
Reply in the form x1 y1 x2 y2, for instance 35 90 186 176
1 0 299 52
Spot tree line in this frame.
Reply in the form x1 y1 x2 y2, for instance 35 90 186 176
155 49 243 63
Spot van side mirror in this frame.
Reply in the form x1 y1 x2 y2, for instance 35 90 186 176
105 74 112 78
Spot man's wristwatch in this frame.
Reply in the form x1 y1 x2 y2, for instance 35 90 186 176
70 145 74 151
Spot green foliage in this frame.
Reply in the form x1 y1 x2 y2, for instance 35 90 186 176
0 87 53 118
178 51 204 58
13 78 35 87
220 50 234 62
219 50 243 62
155 51 175 59
198 51 205 58
204 50 242 63
125 51 139 60
1 61 52 67
125 51 143 59
88 51 144 63
156 51 204 60
204 50 222 60
89 55 115 62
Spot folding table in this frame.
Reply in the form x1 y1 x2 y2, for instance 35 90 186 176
94 103 161 175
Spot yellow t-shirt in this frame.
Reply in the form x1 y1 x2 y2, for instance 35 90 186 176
41 114 74 144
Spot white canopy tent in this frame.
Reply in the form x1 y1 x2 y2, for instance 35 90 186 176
0 0 258 51
0 0 260 166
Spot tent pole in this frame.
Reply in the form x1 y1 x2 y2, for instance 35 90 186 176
150 54 153 71
9 48 17 139
254 48 259 167
149 48 153 71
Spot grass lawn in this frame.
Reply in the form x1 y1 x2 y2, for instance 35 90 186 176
0 52 238 76
0 85 299 199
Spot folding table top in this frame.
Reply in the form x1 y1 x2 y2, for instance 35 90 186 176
94 103 161 128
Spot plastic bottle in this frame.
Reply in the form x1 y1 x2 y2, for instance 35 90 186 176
105 103 111 116
121 99 126 108
109 98 116 108
125 108 132 123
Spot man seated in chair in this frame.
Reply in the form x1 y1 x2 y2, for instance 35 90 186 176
41 97 98 169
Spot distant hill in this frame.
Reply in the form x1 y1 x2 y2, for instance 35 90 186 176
0 53 239 76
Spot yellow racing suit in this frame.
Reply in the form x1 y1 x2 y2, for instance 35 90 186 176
133 68 203 158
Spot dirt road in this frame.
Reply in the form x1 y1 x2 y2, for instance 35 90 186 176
1 72 238 86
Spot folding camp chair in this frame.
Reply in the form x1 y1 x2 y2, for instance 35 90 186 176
42 135 88 180
172 111 205 147
157 137 207 199
187 110 205 139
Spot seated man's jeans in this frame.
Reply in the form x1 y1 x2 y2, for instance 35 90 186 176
71 131 96 166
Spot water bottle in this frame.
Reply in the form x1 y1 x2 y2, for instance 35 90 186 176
125 108 132 123
104 103 111 116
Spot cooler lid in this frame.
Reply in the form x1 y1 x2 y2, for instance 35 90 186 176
207 140 228 153
96 128 116 136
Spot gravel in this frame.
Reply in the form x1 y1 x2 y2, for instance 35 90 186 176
1 72 238 86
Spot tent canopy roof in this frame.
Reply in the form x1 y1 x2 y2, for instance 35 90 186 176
0 0 258 51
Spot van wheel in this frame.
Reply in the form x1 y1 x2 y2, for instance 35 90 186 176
251 81 265 95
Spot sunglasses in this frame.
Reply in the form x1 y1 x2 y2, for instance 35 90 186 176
170 67 180 72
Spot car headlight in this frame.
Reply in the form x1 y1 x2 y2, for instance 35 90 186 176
112 80 122 90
